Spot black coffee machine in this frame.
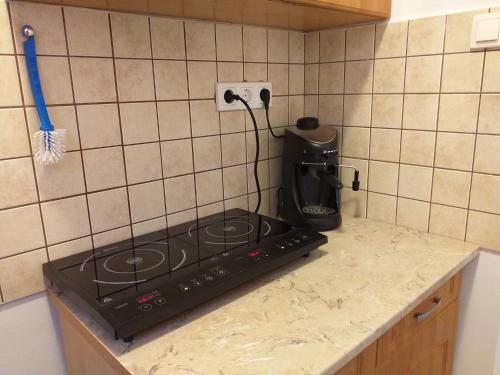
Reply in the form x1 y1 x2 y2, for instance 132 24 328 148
278 117 360 231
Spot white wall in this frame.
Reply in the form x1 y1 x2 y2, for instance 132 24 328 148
0 292 66 375
391 0 500 21
454 250 500 375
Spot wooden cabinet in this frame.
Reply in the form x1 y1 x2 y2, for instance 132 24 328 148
336 273 461 375
22 0 391 31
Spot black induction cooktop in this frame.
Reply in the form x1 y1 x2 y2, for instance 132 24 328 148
43 209 327 341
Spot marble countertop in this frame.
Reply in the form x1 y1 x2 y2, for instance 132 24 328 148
61 216 479 375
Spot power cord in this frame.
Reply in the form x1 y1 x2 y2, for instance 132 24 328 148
259 88 284 139
224 90 261 213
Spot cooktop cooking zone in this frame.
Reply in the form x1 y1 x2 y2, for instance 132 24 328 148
43 209 327 341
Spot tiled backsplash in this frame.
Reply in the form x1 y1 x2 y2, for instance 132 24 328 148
0 0 304 303
304 8 500 251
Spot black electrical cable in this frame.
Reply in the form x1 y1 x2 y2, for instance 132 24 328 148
224 91 261 213
260 88 284 139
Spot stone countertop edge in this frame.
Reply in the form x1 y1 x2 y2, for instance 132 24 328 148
52 216 480 375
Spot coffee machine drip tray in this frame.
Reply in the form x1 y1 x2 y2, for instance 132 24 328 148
301 205 336 216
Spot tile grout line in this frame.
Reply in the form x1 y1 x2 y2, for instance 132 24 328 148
147 15 169 234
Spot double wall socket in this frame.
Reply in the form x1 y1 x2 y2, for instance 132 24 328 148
215 82 272 111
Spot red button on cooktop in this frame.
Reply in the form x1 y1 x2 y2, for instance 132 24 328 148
248 250 260 257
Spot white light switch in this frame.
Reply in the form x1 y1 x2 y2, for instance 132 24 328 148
471 13 500 50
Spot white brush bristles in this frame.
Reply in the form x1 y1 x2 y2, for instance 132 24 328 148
34 129 66 165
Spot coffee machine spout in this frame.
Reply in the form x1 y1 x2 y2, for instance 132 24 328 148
334 164 360 191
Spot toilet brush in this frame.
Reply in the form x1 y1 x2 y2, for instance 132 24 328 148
22 25 65 165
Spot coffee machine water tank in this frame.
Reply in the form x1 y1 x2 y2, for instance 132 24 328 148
279 117 360 231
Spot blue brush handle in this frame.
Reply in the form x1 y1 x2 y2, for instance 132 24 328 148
23 27 54 132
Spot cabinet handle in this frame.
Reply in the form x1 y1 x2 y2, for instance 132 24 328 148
414 298 442 322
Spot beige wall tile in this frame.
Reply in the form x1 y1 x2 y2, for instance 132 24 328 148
289 31 304 64
0 158 37 209
289 64 304 95
115 59 155 101
432 168 471 208
64 7 111 57
111 13 150 58
373 58 405 93
269 64 288 95
435 132 475 170
83 147 125 191
396 198 430 232
198 201 224 217
92 226 131 247
128 180 165 222
305 64 319 94
247 160 269 193
341 188 367 218
187 61 217 99
245 107 266 130
88 187 130 233
478 95 500 134
124 143 163 184
438 94 480 132
193 136 221 172
19 56 73 106
269 157 282 187
474 135 500 174
445 10 487 53
223 165 247 199
0 108 30 159
154 60 188 100
402 94 439 130
304 32 319 64
345 60 373 94
221 133 246 167
343 95 371 126
217 62 243 82
164 174 196 213
343 127 370 159
482 51 500 93
375 21 408 58
0 0 13 54
0 205 44 258
341 157 368 190
304 95 318 117
367 192 396 224
319 62 344 94
398 164 433 201
27 106 80 152
346 24 375 60
150 17 185 59
368 161 399 195
216 24 243 62
48 236 92 261
10 2 66 55
225 195 248 211
161 138 193 177
77 104 121 148
441 53 484 93
220 110 245 134
407 16 445 56
320 28 345 62
470 173 500 215
269 96 289 127
190 100 219 137
158 101 191 140
405 55 442 93
0 56 22 107
246 130 269 161
268 29 288 63
167 208 196 227
36 151 85 200
242 26 266 62
120 102 159 144
400 130 435 166
370 128 401 162
429 204 467 240
195 169 223 206
372 95 403 128
318 95 343 125
466 210 500 250
0 249 47 302
269 128 285 158
290 95 304 125
41 195 90 244
132 217 166 237
70 57 116 103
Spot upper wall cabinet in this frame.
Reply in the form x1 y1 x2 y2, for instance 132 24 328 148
19 0 391 31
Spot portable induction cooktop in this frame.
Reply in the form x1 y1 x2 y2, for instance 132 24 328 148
43 208 327 341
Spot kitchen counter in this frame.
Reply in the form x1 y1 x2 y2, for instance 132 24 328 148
50 216 479 375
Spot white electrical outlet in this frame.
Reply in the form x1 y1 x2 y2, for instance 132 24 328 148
215 82 272 111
